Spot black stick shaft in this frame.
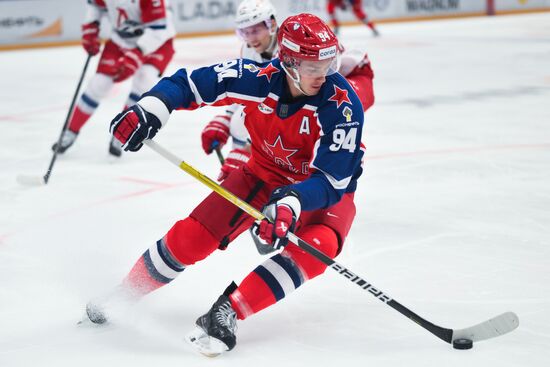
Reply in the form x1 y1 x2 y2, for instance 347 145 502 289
214 146 225 164
44 54 92 184
289 233 452 343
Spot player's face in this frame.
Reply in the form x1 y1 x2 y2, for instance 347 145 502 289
237 22 272 53
297 58 338 95
299 73 327 95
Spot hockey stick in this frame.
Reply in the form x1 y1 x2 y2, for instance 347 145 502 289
17 54 92 186
214 146 225 165
210 140 269 255
144 139 519 346
210 141 225 164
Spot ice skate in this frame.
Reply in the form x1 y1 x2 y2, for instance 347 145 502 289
52 129 78 154
186 294 237 357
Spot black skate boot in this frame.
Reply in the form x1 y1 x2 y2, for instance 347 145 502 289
108 135 123 157
52 129 78 154
186 283 238 357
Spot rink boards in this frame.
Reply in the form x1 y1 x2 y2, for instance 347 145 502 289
1 0 550 50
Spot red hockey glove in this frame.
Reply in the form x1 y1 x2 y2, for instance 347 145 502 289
201 115 231 154
114 48 144 82
82 21 100 56
109 103 162 152
257 187 301 250
218 148 250 181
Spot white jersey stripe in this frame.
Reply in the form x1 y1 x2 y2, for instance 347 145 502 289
310 164 353 190
187 74 204 105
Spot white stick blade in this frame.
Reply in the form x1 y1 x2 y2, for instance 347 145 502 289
16 174 46 186
452 311 519 343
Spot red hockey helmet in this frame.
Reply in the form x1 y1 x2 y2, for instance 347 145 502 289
277 13 341 78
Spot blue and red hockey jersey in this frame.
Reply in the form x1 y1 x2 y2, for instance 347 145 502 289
146 58 365 211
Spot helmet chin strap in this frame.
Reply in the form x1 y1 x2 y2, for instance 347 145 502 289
280 62 312 96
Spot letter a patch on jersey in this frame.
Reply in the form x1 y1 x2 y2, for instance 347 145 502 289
299 116 310 135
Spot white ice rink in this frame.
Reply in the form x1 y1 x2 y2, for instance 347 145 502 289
1 13 549 367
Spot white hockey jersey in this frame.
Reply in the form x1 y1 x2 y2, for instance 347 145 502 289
239 40 278 63
85 0 175 55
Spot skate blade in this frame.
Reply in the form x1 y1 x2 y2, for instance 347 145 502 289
185 326 229 358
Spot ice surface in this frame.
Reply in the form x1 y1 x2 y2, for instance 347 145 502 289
1 13 549 367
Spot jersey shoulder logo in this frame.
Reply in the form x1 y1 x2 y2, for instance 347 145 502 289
255 62 280 82
328 85 352 109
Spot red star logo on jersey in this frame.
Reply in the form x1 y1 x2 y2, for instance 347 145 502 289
264 136 299 166
256 62 280 82
328 85 351 108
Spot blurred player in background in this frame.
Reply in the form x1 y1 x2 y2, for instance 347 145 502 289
53 0 175 157
202 0 375 182
327 0 379 36
87 13 370 356
200 0 279 181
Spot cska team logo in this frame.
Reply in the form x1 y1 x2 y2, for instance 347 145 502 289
328 85 352 108
262 135 299 168
255 62 280 82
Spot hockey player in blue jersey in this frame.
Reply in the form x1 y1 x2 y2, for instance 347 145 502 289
201 0 374 182
87 13 367 356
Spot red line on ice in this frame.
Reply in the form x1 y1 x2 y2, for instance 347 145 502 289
0 178 197 244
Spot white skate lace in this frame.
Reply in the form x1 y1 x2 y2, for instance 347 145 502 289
215 302 237 332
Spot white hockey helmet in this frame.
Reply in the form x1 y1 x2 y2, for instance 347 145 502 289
235 0 277 30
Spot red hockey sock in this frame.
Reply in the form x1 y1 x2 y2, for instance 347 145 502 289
122 238 187 296
123 254 168 295
67 106 92 133
230 272 276 320
122 217 220 296
230 225 338 320
353 4 368 20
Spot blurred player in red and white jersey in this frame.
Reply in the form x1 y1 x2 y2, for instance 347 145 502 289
199 0 279 181
52 0 175 157
327 0 379 36
201 0 375 182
